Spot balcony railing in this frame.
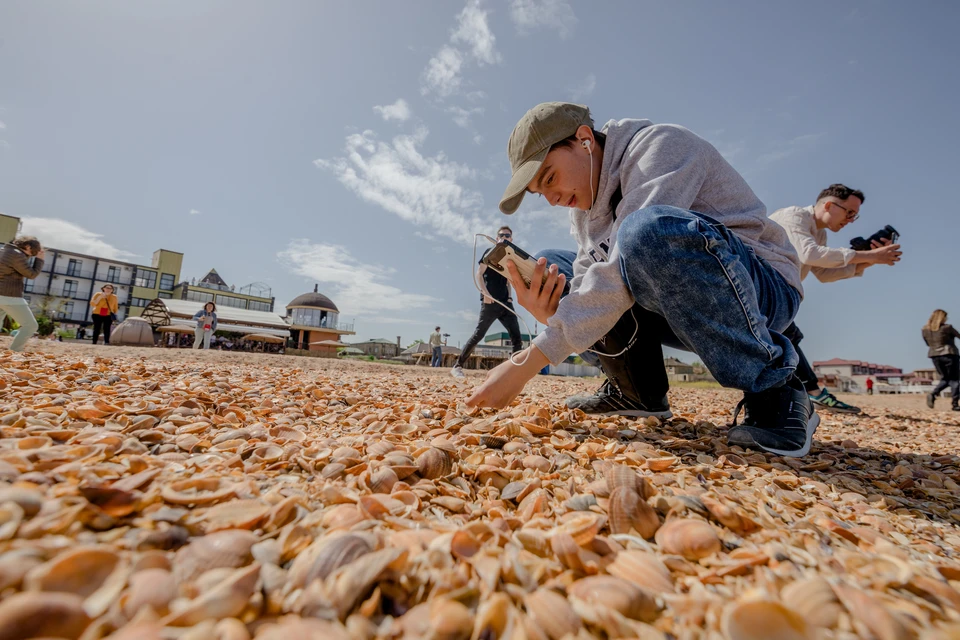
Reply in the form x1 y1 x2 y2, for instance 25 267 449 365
51 265 96 279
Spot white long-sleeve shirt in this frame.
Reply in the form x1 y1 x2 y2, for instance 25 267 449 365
768 205 864 283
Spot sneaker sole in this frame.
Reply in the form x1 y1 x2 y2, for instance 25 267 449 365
754 411 820 458
811 402 861 415
596 408 673 419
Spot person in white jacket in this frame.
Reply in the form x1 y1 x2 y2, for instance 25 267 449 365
466 102 819 457
770 184 901 414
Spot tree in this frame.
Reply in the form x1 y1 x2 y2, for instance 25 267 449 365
34 295 65 338
406 339 424 349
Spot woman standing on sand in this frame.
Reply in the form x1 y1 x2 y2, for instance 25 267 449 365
924 309 960 411
0 236 44 352
90 284 119 345
192 302 218 350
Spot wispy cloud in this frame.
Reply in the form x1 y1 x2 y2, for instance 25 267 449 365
278 240 438 316
568 73 596 101
20 218 137 260
509 0 578 38
439 309 479 323
315 125 491 244
446 105 484 128
421 1 500 101
374 98 413 122
756 133 825 167
511 206 574 239
189 209 201 216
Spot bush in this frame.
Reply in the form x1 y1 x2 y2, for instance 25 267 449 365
36 314 56 337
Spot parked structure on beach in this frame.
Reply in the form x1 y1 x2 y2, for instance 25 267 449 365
285 285 356 356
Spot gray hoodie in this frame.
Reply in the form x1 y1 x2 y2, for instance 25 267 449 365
532 118 803 365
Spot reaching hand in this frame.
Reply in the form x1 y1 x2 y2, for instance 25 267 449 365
504 258 565 325
867 242 902 265
465 346 549 409
36 249 46 260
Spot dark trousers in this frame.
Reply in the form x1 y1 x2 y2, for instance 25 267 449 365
932 354 960 407
782 323 821 393
92 314 113 345
455 302 523 367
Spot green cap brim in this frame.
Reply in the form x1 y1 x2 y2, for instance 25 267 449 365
499 147 549 215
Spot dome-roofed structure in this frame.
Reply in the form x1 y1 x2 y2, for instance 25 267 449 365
286 285 339 312
285 284 354 356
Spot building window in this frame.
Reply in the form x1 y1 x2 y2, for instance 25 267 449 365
130 298 149 307
158 292 172 299
59 301 74 319
24 280 34 293
185 289 214 303
216 294 246 308
247 300 271 312
63 280 78 298
107 266 121 283
67 259 82 277
159 273 175 291
135 270 157 289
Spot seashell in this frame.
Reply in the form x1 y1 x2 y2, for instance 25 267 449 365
0 486 44 517
251 616 352 640
163 563 261 626
608 486 660 539
551 512 605 546
721 596 813 640
565 494 597 511
197 499 271 532
472 591 523 640
523 588 582 640
500 481 527 501
646 456 678 471
654 518 721 561
0 501 24 540
79 485 140 517
327 547 404 620
479 435 508 450
366 440 395 458
780 576 842 629
277 524 313 564
23 545 120 598
321 504 366 530
287 532 377 590
122 568 177 618
0 549 44 592
606 550 674 594
368 467 399 494
249 444 283 464
567 575 659 621
522 455 551 472
605 463 639 493
428 598 475 640
417 447 453 480
0 591 92 640
173 530 257 585
701 495 758 535
161 477 237 506
832 582 913 640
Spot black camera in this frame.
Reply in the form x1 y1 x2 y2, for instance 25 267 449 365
850 225 899 251
442 333 451 337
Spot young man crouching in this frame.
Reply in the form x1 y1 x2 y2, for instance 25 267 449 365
466 102 817 457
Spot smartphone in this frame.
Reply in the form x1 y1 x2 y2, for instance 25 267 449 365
482 240 570 295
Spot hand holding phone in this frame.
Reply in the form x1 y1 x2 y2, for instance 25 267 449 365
482 240 570 294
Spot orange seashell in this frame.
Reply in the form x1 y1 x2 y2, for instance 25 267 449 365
606 550 675 594
655 518 721 561
523 588 582 640
567 575 659 622
721 597 813 640
417 447 453 480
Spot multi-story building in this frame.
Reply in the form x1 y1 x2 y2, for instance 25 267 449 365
0 213 182 326
172 269 275 312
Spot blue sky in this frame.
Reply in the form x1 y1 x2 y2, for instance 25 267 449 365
1 1 957 372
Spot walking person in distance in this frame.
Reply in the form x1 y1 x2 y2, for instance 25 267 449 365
192 302 218 350
923 309 959 411
429 326 445 367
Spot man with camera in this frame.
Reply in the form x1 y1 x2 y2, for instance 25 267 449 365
770 184 902 413
451 226 524 379
428 326 446 367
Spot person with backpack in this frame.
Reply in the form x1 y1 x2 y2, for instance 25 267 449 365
467 102 816 457
0 236 44 352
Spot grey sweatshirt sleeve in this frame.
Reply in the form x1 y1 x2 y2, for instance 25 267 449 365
532 125 709 364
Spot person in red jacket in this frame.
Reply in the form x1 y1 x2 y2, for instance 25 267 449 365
866 377 874 395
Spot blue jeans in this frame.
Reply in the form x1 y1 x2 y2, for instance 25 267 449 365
431 345 443 367
536 206 800 394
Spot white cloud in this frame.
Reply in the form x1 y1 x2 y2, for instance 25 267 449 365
314 125 491 244
0 121 6 130
277 240 438 315
373 98 412 122
446 105 484 128
511 206 575 238
421 1 500 99
451 0 501 66
568 73 596 101
439 309 480 322
509 0 577 38
189 209 201 215
422 46 465 98
20 218 137 260
756 133 825 166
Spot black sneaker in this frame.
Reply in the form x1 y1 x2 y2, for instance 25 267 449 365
565 380 673 419
809 388 861 414
927 393 936 409
727 376 820 457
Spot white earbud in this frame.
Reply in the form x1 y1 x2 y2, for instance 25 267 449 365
581 139 592 153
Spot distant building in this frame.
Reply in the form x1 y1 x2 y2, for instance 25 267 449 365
664 357 695 381
173 268 274 312
285 284 355 355
1 212 183 327
351 338 402 358
814 358 904 394
483 331 534 346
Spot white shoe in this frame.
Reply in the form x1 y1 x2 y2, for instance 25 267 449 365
450 366 465 379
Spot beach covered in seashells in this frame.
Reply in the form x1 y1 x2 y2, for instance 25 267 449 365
1 342 959 640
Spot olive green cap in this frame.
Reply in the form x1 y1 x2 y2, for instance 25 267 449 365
499 102 594 215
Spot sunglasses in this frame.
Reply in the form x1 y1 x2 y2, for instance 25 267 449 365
498 232 512 238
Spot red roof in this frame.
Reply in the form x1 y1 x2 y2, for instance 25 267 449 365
812 358 901 373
